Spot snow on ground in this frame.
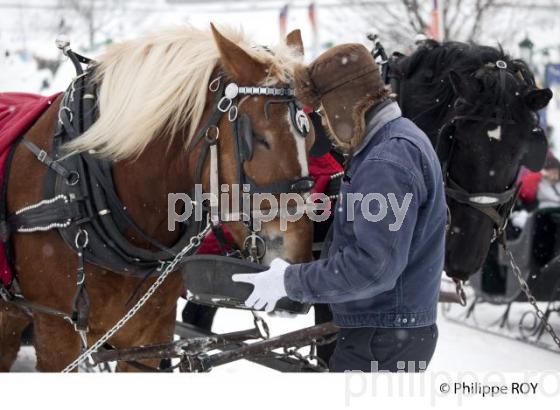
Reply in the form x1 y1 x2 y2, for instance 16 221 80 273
11 298 560 373
4 0 560 374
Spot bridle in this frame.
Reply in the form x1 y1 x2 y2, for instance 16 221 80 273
188 73 315 262
437 116 521 244
436 60 537 244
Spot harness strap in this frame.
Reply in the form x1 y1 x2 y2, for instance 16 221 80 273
209 142 220 225
445 177 520 234
82 153 179 256
21 139 71 179
7 194 83 233
71 231 91 331
6 294 73 323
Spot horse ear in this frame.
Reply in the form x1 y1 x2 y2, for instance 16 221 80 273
521 128 548 172
286 29 304 56
210 23 267 84
524 88 553 111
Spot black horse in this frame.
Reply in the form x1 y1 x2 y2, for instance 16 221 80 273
181 39 553 362
390 40 551 280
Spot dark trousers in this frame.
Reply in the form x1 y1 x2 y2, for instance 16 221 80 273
329 324 438 372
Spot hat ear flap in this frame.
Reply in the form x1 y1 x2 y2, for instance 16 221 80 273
436 121 455 165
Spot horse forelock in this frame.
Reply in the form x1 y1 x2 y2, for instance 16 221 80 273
62 26 301 161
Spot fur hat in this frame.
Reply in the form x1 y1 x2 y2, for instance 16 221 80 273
294 43 389 152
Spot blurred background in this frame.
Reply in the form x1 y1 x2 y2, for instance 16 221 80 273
4 0 558 156
1 1 559 88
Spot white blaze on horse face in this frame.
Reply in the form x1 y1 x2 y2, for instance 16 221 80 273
488 125 502 141
286 111 309 177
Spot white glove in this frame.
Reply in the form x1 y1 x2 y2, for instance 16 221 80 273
232 258 290 312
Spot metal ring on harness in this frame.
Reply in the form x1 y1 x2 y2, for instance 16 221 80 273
208 76 222 92
217 97 232 113
65 171 80 186
496 60 508 69
243 233 266 261
58 106 73 125
205 126 220 144
228 105 238 122
75 229 89 249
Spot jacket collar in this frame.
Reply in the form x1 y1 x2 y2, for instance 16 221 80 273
352 100 402 156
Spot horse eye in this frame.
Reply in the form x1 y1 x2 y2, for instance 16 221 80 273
255 135 271 149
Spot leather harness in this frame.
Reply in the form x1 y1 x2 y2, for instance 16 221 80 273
384 50 533 245
0 45 315 337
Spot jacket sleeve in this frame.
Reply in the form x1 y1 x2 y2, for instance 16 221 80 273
284 156 424 304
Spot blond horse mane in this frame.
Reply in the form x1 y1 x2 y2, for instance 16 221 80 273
63 25 302 161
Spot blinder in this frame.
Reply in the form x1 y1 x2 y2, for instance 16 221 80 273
191 76 316 256
236 114 254 162
288 101 310 137
237 100 311 164
521 127 548 172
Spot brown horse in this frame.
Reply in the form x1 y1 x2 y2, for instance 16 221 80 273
0 25 315 372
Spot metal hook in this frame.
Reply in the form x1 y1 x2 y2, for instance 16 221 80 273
58 106 73 125
75 229 89 249
204 126 220 144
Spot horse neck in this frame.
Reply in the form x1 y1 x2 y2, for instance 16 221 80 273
399 86 453 148
111 135 191 247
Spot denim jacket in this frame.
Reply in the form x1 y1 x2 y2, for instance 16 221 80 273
284 102 446 328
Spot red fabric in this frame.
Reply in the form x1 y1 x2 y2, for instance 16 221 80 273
518 171 542 206
197 153 344 255
308 152 343 195
0 92 61 286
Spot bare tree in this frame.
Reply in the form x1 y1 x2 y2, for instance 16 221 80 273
347 0 498 49
57 0 126 49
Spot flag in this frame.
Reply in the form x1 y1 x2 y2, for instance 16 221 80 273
427 0 441 41
308 2 319 58
279 4 289 37
308 2 317 34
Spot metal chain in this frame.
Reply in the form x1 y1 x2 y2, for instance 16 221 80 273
504 247 560 349
62 223 211 373
281 345 330 372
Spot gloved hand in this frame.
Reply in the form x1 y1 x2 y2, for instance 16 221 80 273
232 258 290 312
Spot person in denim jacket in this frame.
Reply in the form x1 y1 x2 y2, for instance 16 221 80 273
233 44 446 372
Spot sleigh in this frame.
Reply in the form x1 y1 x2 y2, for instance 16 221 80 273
442 208 560 352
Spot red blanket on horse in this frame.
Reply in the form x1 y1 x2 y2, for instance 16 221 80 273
0 92 61 287
0 92 343 287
